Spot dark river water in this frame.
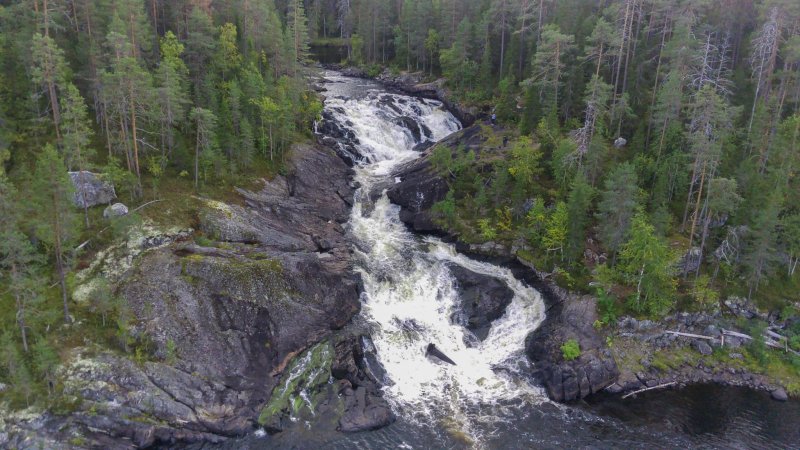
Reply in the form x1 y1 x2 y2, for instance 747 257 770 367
191 73 798 450
193 385 799 449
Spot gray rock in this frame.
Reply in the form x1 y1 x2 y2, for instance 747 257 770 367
69 171 116 208
338 386 396 432
613 137 627 148
677 247 702 275
448 265 514 341
692 339 713 356
103 202 128 218
771 388 788 401
526 295 619 402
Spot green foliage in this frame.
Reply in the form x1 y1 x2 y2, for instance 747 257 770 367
543 201 568 258
561 339 581 361
478 218 497 240
617 213 677 316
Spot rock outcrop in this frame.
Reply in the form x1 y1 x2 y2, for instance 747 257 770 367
525 289 619 402
387 125 487 232
448 265 514 341
69 171 116 208
2 143 374 448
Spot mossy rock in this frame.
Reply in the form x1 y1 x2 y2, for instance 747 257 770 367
258 341 334 430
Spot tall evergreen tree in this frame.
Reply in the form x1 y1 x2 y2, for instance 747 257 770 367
30 144 79 324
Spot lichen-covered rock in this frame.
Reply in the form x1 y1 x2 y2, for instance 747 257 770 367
69 171 116 208
103 202 128 218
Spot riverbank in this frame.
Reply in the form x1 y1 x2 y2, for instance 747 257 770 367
383 120 800 402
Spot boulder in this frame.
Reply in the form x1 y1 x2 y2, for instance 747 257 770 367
69 171 116 208
771 388 788 401
525 295 619 402
692 339 713 356
338 386 395 432
103 202 128 218
613 137 627 148
448 265 514 340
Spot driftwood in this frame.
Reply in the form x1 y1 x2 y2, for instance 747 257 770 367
622 381 677 399
666 331 717 340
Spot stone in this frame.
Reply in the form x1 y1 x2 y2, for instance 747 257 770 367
613 137 627 148
448 265 514 340
69 171 116 208
338 387 396 432
692 339 713 356
677 247 702 275
103 202 129 218
771 388 788 401
526 295 619 402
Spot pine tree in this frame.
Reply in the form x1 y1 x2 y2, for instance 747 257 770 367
543 201 568 259
155 30 190 163
525 24 574 118
618 212 677 315
565 173 594 263
30 144 79 324
190 107 217 189
30 33 68 141
0 177 42 353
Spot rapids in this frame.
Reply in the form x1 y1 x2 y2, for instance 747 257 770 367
191 72 800 450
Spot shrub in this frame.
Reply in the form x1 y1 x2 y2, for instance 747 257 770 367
561 339 581 361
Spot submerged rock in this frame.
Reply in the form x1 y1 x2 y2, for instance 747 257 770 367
69 171 116 208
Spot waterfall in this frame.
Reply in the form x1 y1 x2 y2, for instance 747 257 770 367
320 72 547 445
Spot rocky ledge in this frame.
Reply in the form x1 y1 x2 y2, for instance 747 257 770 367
0 143 394 449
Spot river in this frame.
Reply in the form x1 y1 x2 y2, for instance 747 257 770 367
195 73 800 449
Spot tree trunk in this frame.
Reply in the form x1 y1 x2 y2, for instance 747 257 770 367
194 120 200 189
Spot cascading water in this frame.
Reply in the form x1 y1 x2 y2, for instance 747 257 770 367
203 72 800 450
320 72 548 446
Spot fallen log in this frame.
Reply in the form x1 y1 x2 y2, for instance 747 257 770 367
622 381 677 399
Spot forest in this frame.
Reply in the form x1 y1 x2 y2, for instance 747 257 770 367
1 0 799 414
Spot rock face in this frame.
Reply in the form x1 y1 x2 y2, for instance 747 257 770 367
3 144 368 447
525 291 619 402
387 125 486 231
449 265 514 341
69 171 116 208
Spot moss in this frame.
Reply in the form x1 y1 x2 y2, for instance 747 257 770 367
258 341 334 426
